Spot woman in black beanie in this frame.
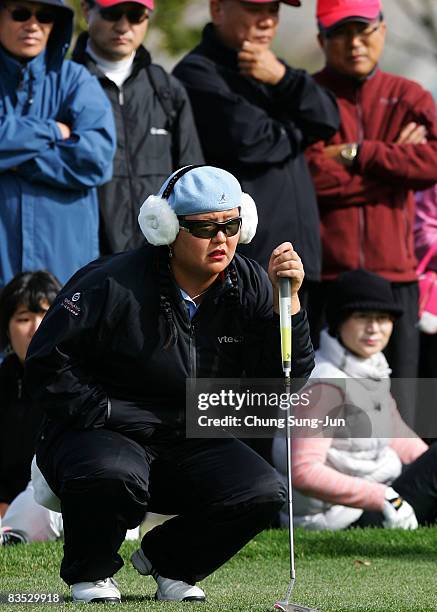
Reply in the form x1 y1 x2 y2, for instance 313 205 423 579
325 269 403 338
273 269 437 531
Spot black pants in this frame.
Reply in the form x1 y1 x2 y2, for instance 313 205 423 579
417 332 437 444
40 429 286 585
351 443 437 527
308 280 419 427
384 282 420 428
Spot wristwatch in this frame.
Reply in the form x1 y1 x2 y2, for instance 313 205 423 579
340 142 359 166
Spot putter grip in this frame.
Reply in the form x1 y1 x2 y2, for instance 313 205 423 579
279 278 292 374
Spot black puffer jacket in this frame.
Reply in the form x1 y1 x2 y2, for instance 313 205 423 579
25 247 314 443
72 34 204 254
0 355 44 504
173 24 340 276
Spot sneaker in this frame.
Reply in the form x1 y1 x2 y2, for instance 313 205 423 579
71 578 121 603
131 549 206 602
0 528 27 546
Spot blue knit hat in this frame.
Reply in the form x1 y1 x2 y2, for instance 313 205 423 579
138 165 258 246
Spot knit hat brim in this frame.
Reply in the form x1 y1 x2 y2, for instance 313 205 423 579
338 301 404 319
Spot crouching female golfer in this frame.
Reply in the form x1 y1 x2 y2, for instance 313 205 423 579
25 165 314 604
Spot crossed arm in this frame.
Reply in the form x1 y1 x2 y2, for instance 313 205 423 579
0 68 116 191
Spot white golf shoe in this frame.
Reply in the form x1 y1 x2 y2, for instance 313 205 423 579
131 549 206 602
71 577 121 603
0 527 27 546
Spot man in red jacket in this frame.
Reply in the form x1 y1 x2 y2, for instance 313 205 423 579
306 0 437 425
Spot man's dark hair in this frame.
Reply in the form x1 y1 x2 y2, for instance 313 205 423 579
0 270 61 351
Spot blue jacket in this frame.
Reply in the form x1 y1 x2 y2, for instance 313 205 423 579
0 1 116 287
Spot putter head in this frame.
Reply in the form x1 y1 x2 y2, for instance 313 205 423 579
274 602 320 612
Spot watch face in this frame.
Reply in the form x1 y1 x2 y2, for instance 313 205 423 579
341 144 357 161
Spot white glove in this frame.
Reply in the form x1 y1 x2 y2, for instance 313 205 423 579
382 486 418 530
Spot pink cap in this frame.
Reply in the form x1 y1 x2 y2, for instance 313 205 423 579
96 0 154 9
317 0 381 30
241 0 301 7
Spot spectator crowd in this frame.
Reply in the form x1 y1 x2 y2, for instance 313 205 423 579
1 0 437 605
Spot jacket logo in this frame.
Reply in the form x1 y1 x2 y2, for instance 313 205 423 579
218 335 243 344
150 127 169 135
62 297 81 317
72 292 81 302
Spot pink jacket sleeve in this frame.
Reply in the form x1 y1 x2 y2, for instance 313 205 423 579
291 390 427 513
292 437 387 512
389 399 428 462
415 186 437 270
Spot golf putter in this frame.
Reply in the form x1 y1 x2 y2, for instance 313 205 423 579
274 278 320 612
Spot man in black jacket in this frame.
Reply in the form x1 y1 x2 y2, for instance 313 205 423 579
73 0 204 254
173 0 340 299
25 166 314 604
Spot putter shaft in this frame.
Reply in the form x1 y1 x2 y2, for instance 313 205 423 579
275 280 320 612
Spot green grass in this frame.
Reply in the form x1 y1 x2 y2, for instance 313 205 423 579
1 528 437 611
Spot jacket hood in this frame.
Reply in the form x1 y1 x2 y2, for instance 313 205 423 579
0 0 73 71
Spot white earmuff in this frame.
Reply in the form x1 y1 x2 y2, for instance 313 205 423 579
138 195 179 246
238 192 258 244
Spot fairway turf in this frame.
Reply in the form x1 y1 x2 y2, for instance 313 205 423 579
1 528 436 611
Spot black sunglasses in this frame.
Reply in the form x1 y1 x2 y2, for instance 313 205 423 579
5 5 56 23
178 217 242 239
97 4 148 24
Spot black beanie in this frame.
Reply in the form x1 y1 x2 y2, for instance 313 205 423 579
326 269 404 336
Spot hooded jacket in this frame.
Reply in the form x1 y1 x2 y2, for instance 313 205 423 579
0 0 116 288
25 246 314 452
173 24 340 277
72 33 204 255
306 67 437 282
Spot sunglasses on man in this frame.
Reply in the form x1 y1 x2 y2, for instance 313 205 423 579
178 217 242 239
5 5 56 23
96 3 149 24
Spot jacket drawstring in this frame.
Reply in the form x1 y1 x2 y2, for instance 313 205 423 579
27 72 35 107
16 64 35 108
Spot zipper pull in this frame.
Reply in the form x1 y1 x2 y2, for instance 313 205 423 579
118 88 124 105
17 378 22 399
